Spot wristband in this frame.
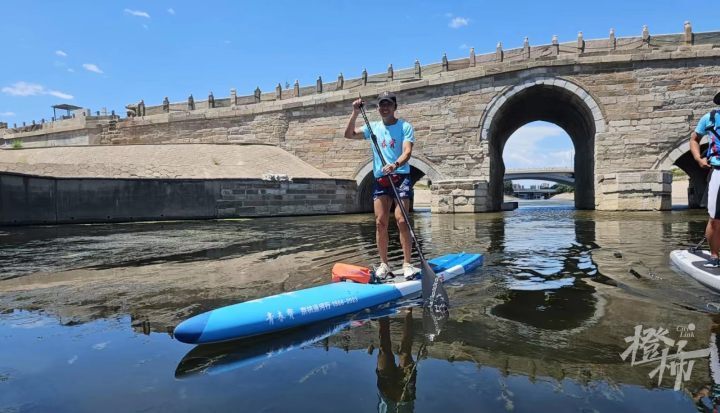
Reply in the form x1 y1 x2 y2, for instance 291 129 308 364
394 161 400 168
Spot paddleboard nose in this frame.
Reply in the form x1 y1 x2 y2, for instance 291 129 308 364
174 312 211 344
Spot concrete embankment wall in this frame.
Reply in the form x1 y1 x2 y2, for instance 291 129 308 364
0 172 358 226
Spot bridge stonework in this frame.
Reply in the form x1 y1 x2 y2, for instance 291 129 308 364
3 27 720 212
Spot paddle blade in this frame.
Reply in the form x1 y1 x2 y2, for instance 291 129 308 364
421 260 450 313
422 306 449 342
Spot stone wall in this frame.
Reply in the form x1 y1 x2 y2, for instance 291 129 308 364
0 173 358 226
3 25 719 212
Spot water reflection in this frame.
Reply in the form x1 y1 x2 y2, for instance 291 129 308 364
3 202 720 411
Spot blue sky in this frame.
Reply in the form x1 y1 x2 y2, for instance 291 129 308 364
0 0 712 176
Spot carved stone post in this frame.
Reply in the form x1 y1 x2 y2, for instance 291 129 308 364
523 37 530 59
684 21 693 45
254 87 261 103
387 64 393 80
275 83 282 100
642 25 650 47
337 73 344 90
552 35 559 56
362 68 368 86
162 96 170 112
609 28 616 50
577 31 585 54
469 48 476 67
442 53 449 71
230 89 237 106
316 76 323 93
414 59 421 79
187 95 195 110
293 80 300 97
496 42 503 62
208 92 215 108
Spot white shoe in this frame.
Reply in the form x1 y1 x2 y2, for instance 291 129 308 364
403 263 420 280
375 263 393 279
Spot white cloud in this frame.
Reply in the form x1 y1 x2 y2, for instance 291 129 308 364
503 124 573 168
2 82 44 96
459 43 469 50
449 17 469 29
0 112 16 117
48 90 74 99
167 8 175 15
82 63 104 74
1 81 74 100
55 50 67 57
124 8 150 18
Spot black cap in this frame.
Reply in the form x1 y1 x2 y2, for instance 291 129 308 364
377 91 397 105
714 91 720 105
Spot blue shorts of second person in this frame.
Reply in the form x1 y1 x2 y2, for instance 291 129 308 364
373 174 413 200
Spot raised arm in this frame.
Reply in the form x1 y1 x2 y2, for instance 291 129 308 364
344 98 365 139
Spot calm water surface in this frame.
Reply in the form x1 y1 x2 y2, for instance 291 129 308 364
1 200 719 412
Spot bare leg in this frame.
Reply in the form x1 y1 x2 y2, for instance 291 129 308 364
374 196 393 264
394 198 413 264
710 218 720 258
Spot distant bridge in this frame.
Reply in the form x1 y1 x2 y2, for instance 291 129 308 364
504 168 575 185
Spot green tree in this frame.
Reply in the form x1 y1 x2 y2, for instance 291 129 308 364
503 180 514 195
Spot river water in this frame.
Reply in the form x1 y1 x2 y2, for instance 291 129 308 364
1 200 720 412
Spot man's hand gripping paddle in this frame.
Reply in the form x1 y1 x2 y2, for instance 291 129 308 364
357 100 450 315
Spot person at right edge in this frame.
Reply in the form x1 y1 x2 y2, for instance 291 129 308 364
344 92 419 280
691 91 720 267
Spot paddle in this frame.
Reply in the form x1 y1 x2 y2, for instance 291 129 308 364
357 101 449 313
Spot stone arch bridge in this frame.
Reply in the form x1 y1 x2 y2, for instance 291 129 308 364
3 23 719 213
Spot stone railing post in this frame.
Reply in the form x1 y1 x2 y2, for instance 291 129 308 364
523 37 530 59
208 92 215 108
337 73 344 90
187 95 195 110
609 28 616 50
275 83 282 100
469 47 476 67
293 80 300 97
387 64 393 80
577 31 585 54
316 76 323 93
254 87 261 103
362 68 368 86
496 42 503 62
442 53 449 71
162 96 170 112
230 89 237 106
642 25 650 47
684 21 693 45
552 35 559 56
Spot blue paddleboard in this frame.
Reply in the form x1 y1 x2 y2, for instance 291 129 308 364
174 252 483 344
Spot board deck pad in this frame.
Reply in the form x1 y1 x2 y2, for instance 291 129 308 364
670 249 720 293
688 250 720 276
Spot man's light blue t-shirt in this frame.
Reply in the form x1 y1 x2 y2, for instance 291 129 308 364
362 119 415 178
695 111 720 166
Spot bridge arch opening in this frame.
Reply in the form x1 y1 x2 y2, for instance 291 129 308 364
654 140 710 208
482 78 601 210
502 121 575 201
353 158 444 212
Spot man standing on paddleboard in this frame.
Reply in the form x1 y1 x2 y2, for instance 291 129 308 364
690 91 720 267
344 92 419 280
